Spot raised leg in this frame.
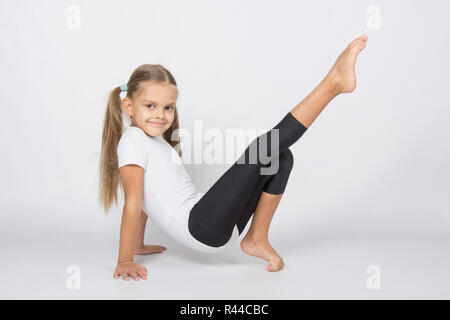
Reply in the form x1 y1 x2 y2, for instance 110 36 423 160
188 35 368 253
290 34 368 128
240 34 369 272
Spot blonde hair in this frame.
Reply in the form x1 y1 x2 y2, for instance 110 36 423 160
99 64 182 213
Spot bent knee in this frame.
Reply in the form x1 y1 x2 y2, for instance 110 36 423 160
280 148 294 172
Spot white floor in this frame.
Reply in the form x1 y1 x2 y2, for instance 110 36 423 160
1 229 449 300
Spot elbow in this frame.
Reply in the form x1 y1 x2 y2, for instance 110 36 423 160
123 199 143 212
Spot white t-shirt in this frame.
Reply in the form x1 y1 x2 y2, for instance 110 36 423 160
117 126 239 253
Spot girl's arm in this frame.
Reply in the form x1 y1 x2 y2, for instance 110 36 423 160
134 210 167 255
117 201 142 264
114 165 148 281
134 210 147 251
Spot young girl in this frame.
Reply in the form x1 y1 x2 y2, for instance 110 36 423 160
99 34 368 281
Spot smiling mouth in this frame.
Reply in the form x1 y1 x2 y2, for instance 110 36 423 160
147 121 166 126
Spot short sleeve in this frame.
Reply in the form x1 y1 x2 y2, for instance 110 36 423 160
117 127 148 169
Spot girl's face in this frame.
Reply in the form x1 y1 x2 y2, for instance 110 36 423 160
122 81 178 137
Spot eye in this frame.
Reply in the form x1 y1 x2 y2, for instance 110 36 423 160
145 104 174 110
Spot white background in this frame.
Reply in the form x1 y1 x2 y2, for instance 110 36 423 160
1 0 449 299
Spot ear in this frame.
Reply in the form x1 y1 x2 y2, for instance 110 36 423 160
122 97 133 117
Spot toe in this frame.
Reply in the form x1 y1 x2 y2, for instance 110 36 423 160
267 258 283 272
350 45 362 53
356 39 366 47
353 35 368 46
358 34 368 41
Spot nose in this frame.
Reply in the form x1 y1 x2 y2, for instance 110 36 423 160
154 108 165 119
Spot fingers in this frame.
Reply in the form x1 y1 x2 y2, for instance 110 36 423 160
121 272 130 281
130 272 139 281
139 265 148 275
149 245 167 251
139 270 147 280
114 265 148 281
136 245 167 255
136 265 147 279
158 245 167 253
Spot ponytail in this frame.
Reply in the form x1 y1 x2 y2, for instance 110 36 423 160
99 86 124 214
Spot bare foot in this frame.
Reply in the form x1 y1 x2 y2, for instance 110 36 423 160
326 34 368 94
240 235 284 272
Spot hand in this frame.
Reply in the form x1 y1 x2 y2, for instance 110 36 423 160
114 261 148 281
134 244 167 255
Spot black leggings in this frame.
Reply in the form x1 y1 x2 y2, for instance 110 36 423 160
188 111 308 247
